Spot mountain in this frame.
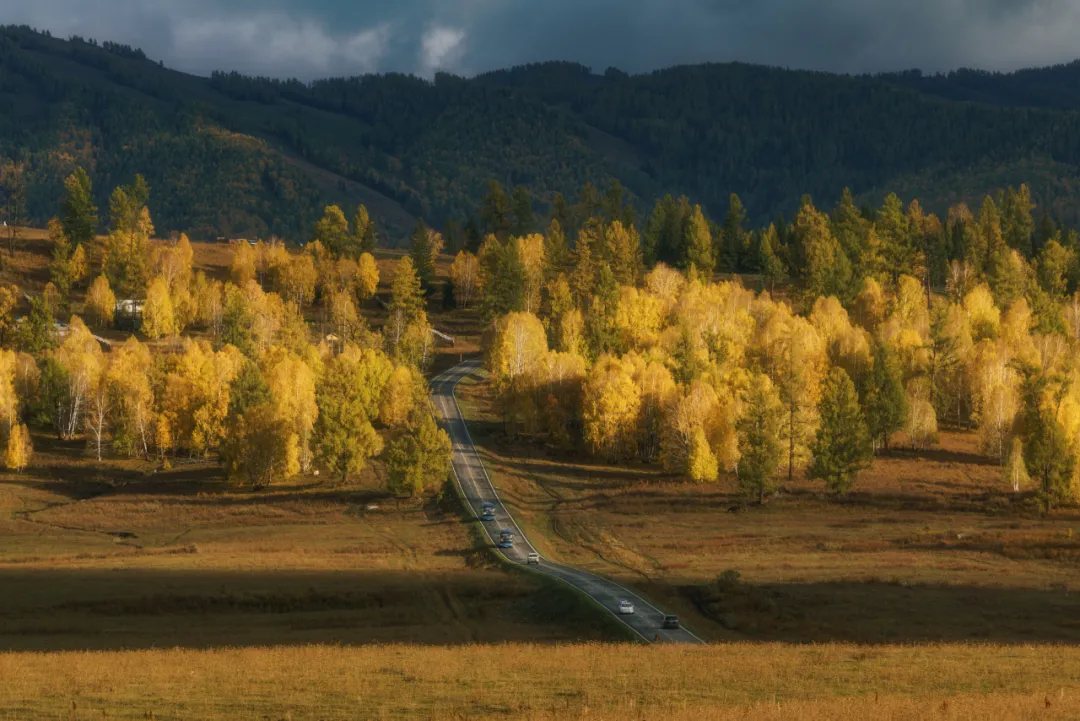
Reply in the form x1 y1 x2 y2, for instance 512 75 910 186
6 25 1080 245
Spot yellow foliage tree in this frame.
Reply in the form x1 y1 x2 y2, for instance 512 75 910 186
4 423 31 471
582 355 641 461
487 311 549 433
53 316 104 439
380 365 426 429
615 287 665 350
85 275 116 329
514 234 547 313
263 348 319 472
687 427 719 483
230 241 257 285
963 284 1001 341
107 337 154 458
162 340 244 456
142 275 177 339
852 276 886 332
969 339 1019 462
356 253 380 302
449 251 480 309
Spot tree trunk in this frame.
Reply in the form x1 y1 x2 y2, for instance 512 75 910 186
788 404 795 481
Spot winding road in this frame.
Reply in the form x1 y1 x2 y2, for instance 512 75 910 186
431 359 704 644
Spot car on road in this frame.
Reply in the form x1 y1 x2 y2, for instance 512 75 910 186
662 615 680 629
526 552 540 565
480 509 496 521
498 529 514 548
618 600 634 614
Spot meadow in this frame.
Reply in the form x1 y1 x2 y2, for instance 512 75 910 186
4 642 1080 719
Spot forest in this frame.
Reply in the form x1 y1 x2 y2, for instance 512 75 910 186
0 167 452 496
455 178 1080 510
10 26 1080 243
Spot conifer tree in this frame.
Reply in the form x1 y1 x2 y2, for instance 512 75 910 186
511 185 534 237
684 204 714 275
737 374 784 504
410 218 435 290
352 205 378 255
480 180 512 240
386 409 452 497
389 256 425 323
861 340 908 451
1019 370 1075 512
810 368 872 494
551 193 572 236
103 185 153 298
60 167 98 249
759 223 786 293
544 218 569 277
463 218 482 253
721 193 748 272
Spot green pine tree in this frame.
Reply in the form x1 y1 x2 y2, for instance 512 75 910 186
544 218 569 276
480 180 512 240
759 223 787 293
410 218 435 290
352 205 378 256
1019 370 1076 512
60 167 98 249
480 241 526 321
390 256 425 323
511 185 534 237
721 193 747 272
684 204 714 274
386 409 452 498
861 340 908 452
810 368 873 494
737 374 785 504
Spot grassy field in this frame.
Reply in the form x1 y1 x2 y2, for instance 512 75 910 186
455 371 1080 644
0 432 613 652
4 642 1080 719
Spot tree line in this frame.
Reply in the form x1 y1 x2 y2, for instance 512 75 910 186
0 168 451 496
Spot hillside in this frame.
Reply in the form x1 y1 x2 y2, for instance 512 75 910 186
9 26 1080 243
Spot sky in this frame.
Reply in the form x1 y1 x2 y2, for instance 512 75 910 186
3 0 1080 80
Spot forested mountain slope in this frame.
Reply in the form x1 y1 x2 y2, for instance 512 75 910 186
7 25 1080 243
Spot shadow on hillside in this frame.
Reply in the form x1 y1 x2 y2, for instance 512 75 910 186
0 567 607 651
679 578 1080 645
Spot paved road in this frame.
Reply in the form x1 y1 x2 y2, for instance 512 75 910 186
431 359 704 644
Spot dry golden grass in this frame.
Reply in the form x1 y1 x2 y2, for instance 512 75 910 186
2 642 1080 719
456 373 1080 644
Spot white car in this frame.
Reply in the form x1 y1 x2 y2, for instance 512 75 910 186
526 552 540 565
618 600 634 615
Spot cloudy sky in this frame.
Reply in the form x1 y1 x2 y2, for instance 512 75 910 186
3 0 1080 80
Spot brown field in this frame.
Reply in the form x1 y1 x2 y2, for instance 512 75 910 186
0 433 612 653
455 371 1080 644
3 642 1080 719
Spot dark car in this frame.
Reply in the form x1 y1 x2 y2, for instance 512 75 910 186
662 615 680 629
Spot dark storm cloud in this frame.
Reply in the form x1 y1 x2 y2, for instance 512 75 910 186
2 0 1080 79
